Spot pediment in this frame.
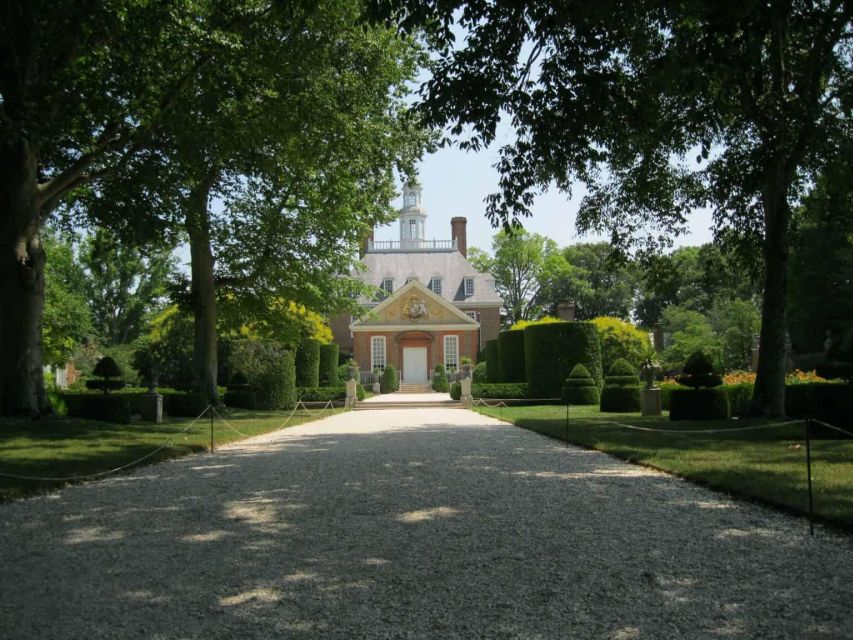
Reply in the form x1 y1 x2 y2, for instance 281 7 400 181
351 280 478 329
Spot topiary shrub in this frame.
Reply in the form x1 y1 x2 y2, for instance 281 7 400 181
677 349 723 388
472 361 487 383
224 370 256 410
561 363 600 405
337 363 351 382
472 383 527 399
85 356 125 394
599 386 642 412
297 387 347 401
295 338 321 387
380 364 398 393
256 349 297 410
485 339 501 382
670 388 730 420
498 330 526 382
318 343 340 387
432 363 449 392
785 382 853 432
450 382 462 400
600 358 641 412
61 393 133 423
722 383 753 416
163 391 210 417
524 322 603 398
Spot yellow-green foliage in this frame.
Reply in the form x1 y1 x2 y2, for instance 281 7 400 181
590 316 650 373
509 316 561 331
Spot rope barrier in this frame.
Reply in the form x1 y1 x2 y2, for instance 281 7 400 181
810 418 853 438
603 419 803 435
0 405 213 482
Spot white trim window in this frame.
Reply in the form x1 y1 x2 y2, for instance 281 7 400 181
371 336 386 371
444 335 459 370
464 277 475 297
381 278 394 295
465 311 479 321
429 277 442 294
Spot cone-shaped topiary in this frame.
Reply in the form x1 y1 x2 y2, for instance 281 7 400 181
604 358 640 387
86 356 125 394
432 363 450 392
600 358 641 411
677 349 723 388
561 363 600 405
380 364 398 393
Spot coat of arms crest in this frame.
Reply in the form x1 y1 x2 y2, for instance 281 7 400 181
401 295 429 322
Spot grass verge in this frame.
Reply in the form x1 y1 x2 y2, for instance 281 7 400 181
0 407 339 501
475 404 853 531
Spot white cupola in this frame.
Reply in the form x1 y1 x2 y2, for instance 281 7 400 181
400 182 426 244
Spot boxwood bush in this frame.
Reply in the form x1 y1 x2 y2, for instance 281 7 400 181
255 349 297 410
297 386 346 402
450 382 462 400
561 364 600 405
61 393 133 423
318 343 340 387
472 361 487 383
670 387 731 421
432 363 450 392
163 391 210 417
498 330 526 382
722 383 754 416
223 390 257 410
485 340 501 382
599 386 642 412
472 383 527 399
380 364 398 393
785 382 852 431
524 322 603 398
295 338 321 388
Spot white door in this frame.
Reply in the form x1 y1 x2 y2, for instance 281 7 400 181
403 347 428 384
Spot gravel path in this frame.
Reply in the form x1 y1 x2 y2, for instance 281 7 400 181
1 408 851 639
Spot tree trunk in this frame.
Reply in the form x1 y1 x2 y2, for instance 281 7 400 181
751 160 790 417
185 177 219 405
0 138 50 417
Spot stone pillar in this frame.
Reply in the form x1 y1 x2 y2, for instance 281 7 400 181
346 379 358 408
641 388 662 416
556 301 576 321
451 217 467 258
141 388 163 423
460 378 472 408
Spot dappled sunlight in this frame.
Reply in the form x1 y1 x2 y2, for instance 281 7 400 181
395 506 461 523
181 530 232 543
715 527 783 541
120 589 170 604
65 526 126 544
219 587 282 607
609 627 641 640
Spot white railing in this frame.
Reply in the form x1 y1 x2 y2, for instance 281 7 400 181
367 239 457 252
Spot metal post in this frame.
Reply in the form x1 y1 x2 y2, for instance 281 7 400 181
565 403 570 448
210 406 214 454
805 417 814 537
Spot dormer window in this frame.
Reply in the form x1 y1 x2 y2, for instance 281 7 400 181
464 277 474 297
429 277 442 295
381 278 394 295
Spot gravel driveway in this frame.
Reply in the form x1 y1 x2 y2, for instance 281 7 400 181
1 408 851 639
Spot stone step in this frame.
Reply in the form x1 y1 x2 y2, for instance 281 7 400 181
354 401 464 411
397 384 433 393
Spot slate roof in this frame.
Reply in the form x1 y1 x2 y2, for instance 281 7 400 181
353 250 502 306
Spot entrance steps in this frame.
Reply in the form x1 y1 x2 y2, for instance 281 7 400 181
354 399 464 411
398 383 433 393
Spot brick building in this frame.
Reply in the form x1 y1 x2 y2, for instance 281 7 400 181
329 183 503 383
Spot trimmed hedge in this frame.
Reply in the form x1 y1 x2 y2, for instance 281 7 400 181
297 386 346 401
497 330 526 382
163 392 209 417
785 382 853 431
450 382 462 400
723 383 754 416
255 349 297 410
670 387 730 421
61 393 132 423
485 340 500 383
600 386 642 413
660 382 687 411
677 349 723 388
380 364 398 393
432 363 449 392
295 338 321 388
472 361 487 383
223 390 257 410
318 344 340 387
472 383 527 399
525 322 603 398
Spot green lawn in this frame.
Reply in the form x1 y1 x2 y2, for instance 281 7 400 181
0 407 338 501
475 404 853 531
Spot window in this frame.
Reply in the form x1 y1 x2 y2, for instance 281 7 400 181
430 277 442 295
465 311 479 321
444 335 459 370
409 219 417 238
464 277 475 296
381 278 394 295
371 336 386 371
405 193 416 207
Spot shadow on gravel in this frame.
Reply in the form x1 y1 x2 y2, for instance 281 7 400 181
1 421 851 639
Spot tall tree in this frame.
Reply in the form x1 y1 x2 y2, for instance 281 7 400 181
0 1 279 415
79 228 175 346
375 0 853 415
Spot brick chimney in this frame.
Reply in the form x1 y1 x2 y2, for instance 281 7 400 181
360 227 374 258
556 301 576 321
451 217 467 258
